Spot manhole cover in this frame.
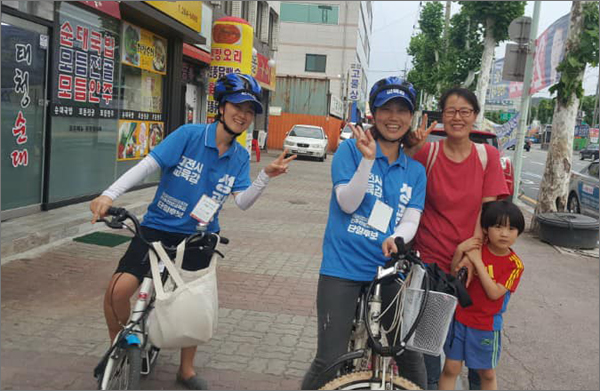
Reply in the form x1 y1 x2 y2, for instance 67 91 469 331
288 200 308 205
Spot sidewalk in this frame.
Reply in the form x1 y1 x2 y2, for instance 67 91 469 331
1 151 598 390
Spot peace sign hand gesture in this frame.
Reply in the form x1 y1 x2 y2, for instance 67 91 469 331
405 114 437 157
264 149 297 178
351 124 376 160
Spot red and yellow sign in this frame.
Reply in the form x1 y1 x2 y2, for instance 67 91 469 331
145 1 202 33
207 17 255 148
253 52 276 91
121 21 167 75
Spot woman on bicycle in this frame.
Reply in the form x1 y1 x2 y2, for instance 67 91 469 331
90 73 295 390
405 87 509 390
302 76 435 390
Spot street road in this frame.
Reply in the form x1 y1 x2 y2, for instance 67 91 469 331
504 144 591 208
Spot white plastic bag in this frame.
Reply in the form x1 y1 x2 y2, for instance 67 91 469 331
147 240 218 349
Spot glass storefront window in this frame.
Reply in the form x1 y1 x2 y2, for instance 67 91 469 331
48 2 121 203
116 21 167 177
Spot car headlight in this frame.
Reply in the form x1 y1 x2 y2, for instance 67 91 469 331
284 140 295 147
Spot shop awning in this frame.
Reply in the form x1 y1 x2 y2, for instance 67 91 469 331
183 44 212 65
120 1 206 46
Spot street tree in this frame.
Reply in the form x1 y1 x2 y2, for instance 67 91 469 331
407 2 444 109
533 1 599 231
440 10 484 91
459 1 526 125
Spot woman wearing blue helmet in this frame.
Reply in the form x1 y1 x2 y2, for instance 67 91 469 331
90 73 295 390
302 77 436 389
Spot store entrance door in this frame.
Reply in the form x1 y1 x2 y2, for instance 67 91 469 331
1 14 49 218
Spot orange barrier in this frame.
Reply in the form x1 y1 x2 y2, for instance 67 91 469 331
267 113 343 152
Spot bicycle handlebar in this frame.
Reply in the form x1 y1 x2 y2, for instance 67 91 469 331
100 207 229 248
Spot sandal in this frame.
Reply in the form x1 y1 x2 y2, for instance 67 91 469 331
176 372 209 390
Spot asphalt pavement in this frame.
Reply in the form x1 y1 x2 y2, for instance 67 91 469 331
505 144 591 208
1 150 598 390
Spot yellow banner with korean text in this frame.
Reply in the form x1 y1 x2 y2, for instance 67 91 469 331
145 1 202 33
121 21 167 75
207 17 255 148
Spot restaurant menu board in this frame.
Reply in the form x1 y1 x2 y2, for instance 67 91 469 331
118 22 167 161
117 120 164 161
121 21 167 75
51 8 120 118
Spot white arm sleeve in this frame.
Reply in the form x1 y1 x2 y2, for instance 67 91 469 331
101 155 160 200
334 158 374 214
390 208 422 244
233 169 270 210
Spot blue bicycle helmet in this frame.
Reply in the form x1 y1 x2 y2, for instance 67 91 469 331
214 73 263 114
369 77 417 113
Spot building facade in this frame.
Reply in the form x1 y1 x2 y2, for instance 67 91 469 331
275 1 372 121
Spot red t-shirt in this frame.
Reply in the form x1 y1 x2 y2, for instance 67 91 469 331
455 245 524 331
413 141 509 273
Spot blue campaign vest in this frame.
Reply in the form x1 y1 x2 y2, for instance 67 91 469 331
142 122 251 234
320 139 427 281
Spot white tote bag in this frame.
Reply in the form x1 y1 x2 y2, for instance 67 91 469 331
147 240 218 349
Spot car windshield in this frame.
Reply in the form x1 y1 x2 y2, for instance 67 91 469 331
290 126 324 139
588 144 599 150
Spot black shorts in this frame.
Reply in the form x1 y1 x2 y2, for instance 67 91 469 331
115 226 215 282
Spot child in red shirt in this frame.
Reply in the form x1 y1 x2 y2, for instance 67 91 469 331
439 200 525 390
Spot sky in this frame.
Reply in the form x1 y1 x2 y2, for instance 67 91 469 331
366 1 599 98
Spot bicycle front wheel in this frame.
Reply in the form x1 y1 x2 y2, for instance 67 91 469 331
319 371 420 390
100 345 142 390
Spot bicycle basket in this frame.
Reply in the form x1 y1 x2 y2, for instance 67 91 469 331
400 287 457 356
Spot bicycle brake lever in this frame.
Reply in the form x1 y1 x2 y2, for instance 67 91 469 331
100 217 124 229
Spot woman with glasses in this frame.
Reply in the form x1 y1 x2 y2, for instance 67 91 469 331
406 87 509 390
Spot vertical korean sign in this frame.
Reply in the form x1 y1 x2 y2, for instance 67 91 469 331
51 10 119 119
117 22 167 161
207 17 254 148
347 63 362 102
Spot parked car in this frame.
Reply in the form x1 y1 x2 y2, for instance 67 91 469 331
427 125 515 197
568 159 599 218
340 123 354 141
283 124 328 161
579 143 599 161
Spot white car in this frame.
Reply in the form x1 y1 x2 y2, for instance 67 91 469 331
283 124 328 161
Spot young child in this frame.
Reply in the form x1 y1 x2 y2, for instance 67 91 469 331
439 200 525 390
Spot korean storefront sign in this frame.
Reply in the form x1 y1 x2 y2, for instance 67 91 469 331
51 11 119 119
121 21 167 75
207 18 254 148
145 1 202 33
347 63 362 102
10 43 34 167
252 52 276 91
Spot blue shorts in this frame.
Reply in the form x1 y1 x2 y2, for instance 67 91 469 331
443 319 501 369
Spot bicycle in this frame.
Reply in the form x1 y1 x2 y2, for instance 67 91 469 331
318 238 459 390
92 207 227 390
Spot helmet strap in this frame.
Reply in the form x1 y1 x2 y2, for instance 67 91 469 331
218 105 243 142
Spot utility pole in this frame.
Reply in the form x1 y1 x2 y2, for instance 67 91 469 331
592 78 599 127
512 1 541 201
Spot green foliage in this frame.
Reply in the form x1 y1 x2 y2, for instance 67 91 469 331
549 2 600 106
484 111 505 124
439 11 484 91
532 98 556 124
580 95 598 125
407 2 444 98
458 1 526 42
